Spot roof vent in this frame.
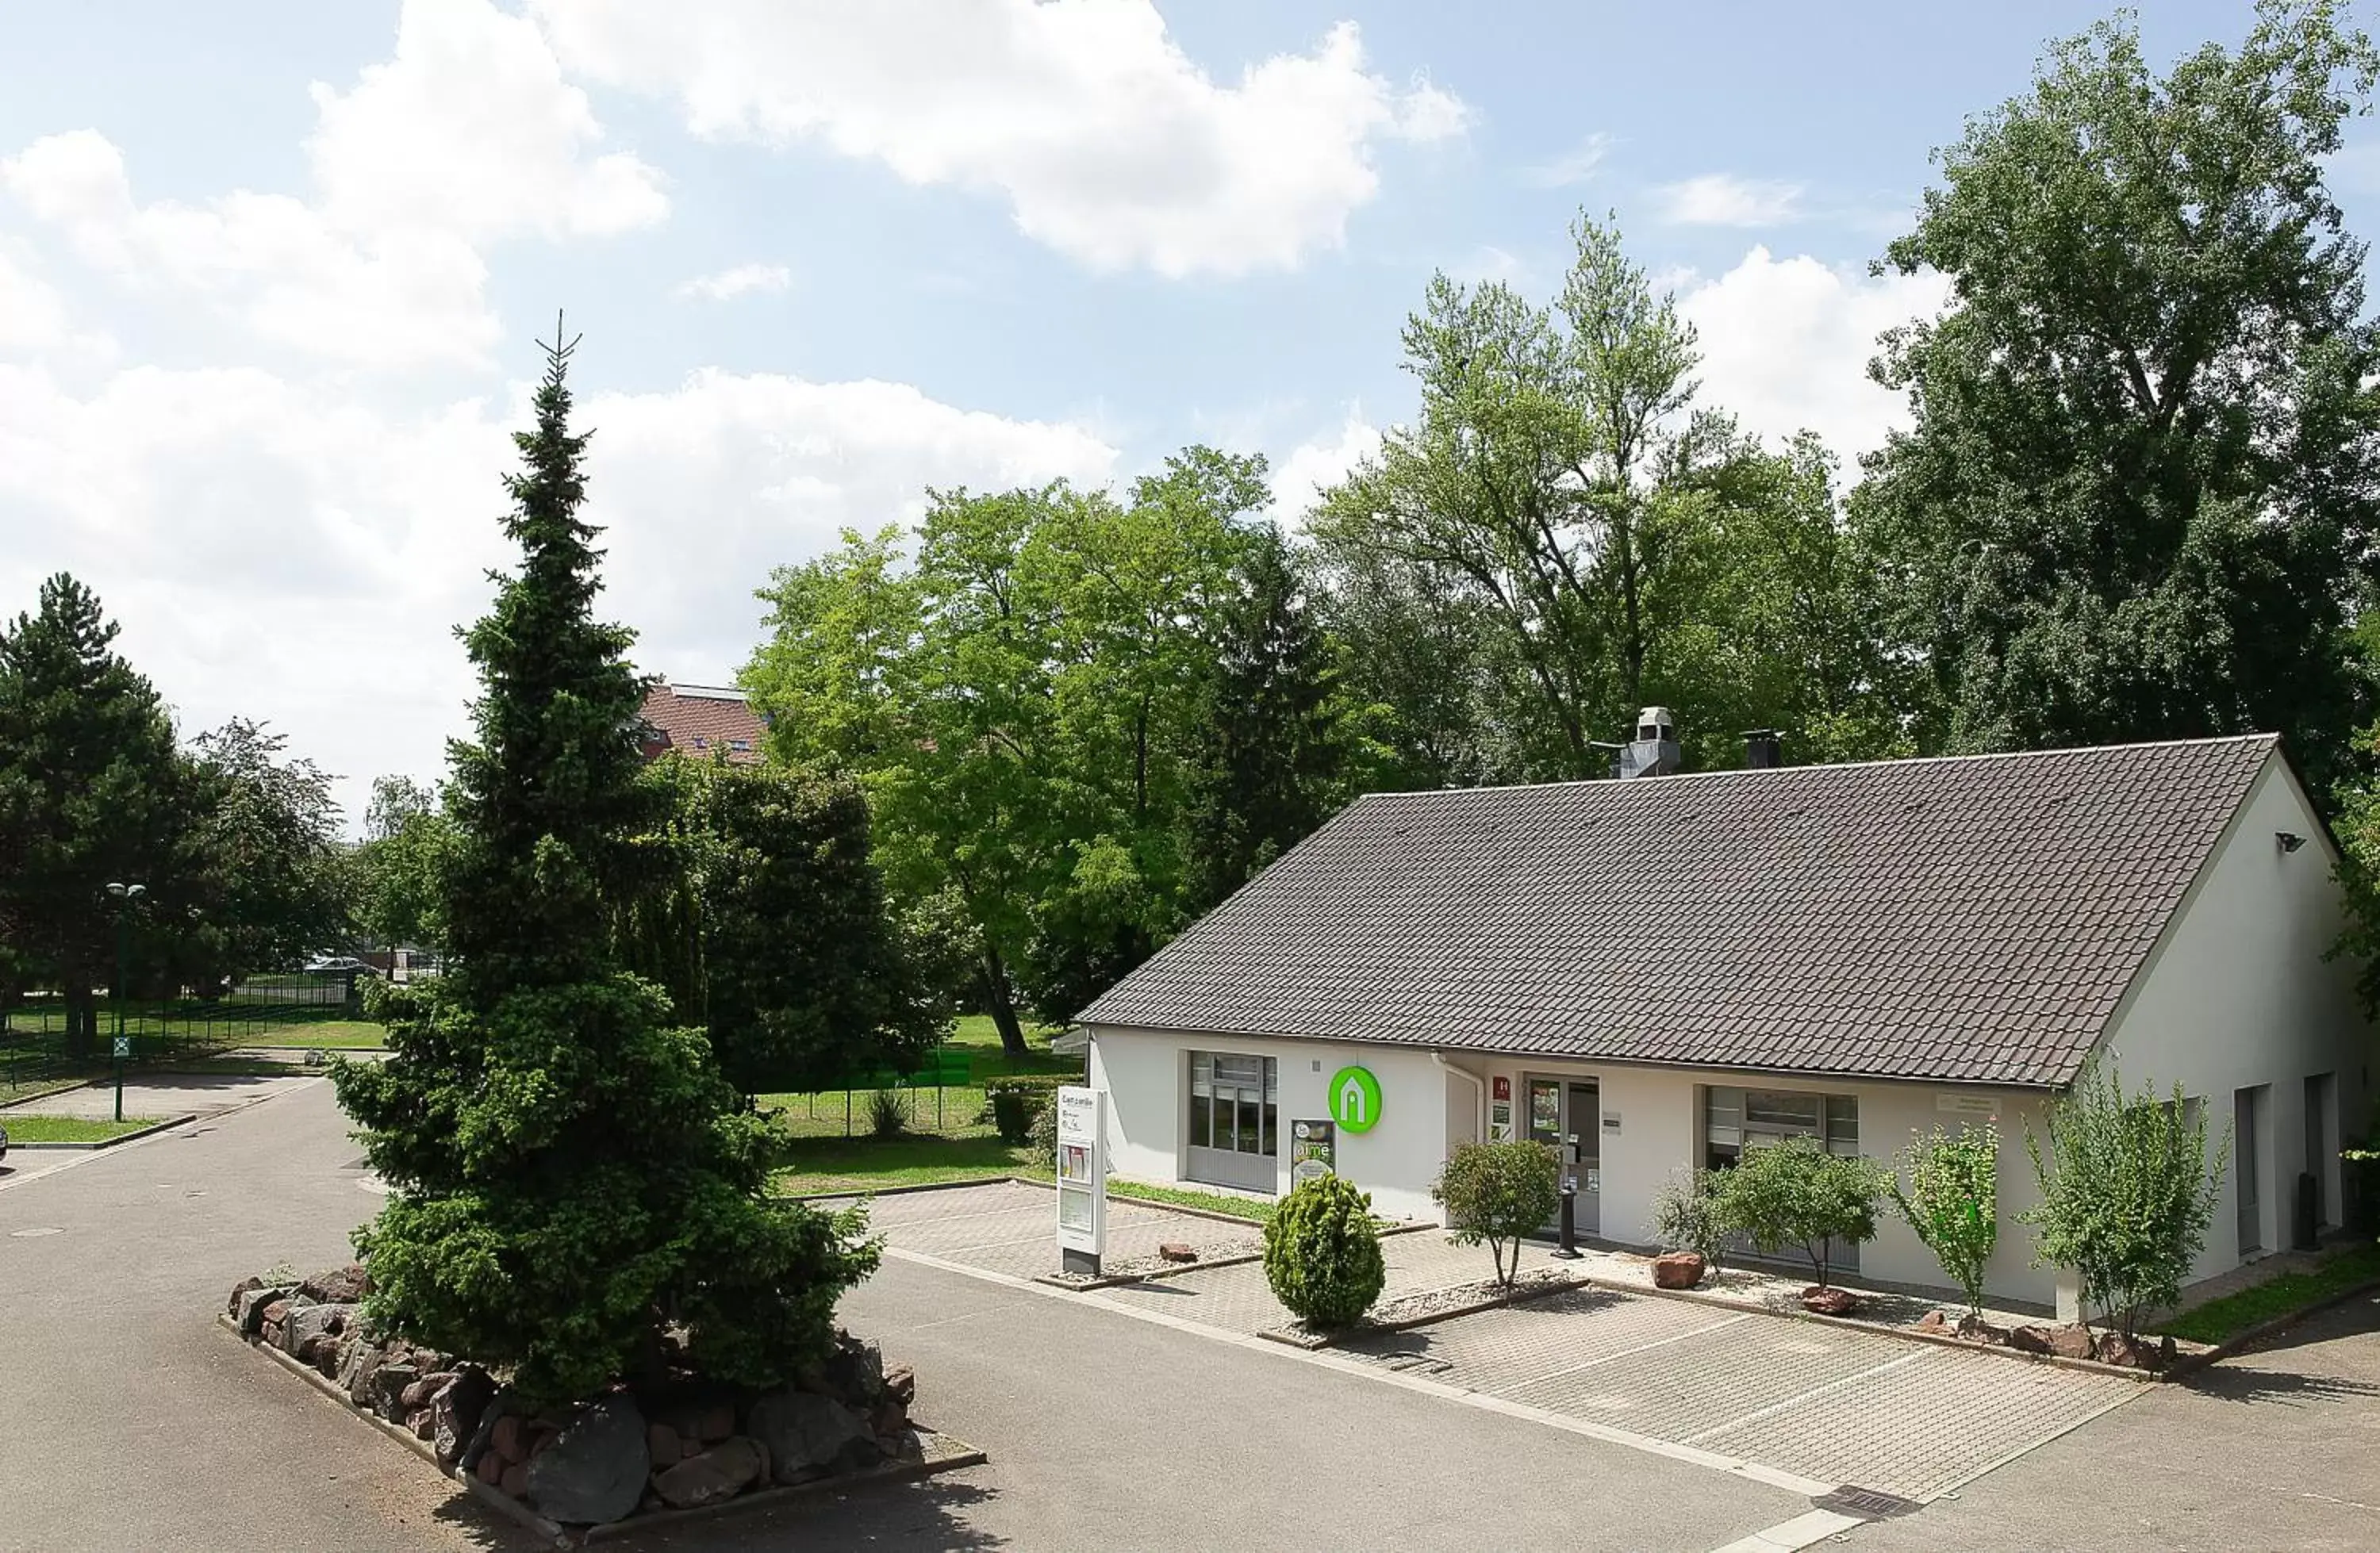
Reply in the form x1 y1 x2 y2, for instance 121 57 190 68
1617 707 1680 780
1745 729 1782 769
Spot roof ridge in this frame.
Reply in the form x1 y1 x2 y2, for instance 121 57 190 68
1345 732 2279 803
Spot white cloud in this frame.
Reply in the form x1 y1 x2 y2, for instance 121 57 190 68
307 0 667 243
1676 246 1948 467
674 262 791 301
530 1 1468 277
0 0 665 371
0 241 109 363
1656 174 1803 228
1269 411 1380 523
1522 132 1614 188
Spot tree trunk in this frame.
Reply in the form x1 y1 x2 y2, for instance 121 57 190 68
64 978 95 1060
979 941 1029 1060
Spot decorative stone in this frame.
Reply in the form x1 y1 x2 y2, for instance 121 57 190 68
1916 1310 1948 1331
1651 1252 1706 1290
1800 1286 1859 1317
235 1286 291 1337
281 1302 355 1359
524 1396 649 1525
748 1390 877 1484
225 1275 264 1317
340 1340 386 1410
651 1436 766 1510
2010 1323 2094 1359
489 1415 528 1464
1157 1242 1199 1263
883 1364 916 1408
433 1369 497 1469
697 1404 735 1444
408 1407 435 1441
805 1334 886 1409
299 1263 370 1304
474 1450 505 1486
374 1363 421 1422
870 1401 907 1440
646 1422 681 1469
498 1463 528 1500
884 1428 926 1462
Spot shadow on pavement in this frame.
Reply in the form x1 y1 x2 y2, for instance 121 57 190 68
599 1476 1007 1551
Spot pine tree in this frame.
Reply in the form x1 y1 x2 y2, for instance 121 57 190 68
1179 524 1343 914
334 328 876 1405
0 574 189 1052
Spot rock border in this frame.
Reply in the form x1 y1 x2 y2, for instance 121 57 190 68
5 1113 198 1150
219 1314 988 1547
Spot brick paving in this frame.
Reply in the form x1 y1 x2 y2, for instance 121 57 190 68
855 1180 2144 1504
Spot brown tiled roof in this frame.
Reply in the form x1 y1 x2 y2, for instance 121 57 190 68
1081 736 2281 1088
638 684 766 765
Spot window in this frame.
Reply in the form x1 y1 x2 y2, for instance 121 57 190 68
1706 1085 1860 1169
1187 1051 1279 1192
727 738 751 752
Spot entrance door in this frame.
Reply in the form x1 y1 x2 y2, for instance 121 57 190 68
2236 1086 2264 1256
1568 1081 1601 1236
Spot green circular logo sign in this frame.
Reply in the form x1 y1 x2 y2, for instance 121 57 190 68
1328 1065 1383 1133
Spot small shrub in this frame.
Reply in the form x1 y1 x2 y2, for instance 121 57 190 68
1434 1140 1560 1289
1649 1169 1728 1269
1708 1137 1887 1289
2022 1060 2227 1340
989 1090 1038 1145
1890 1123 1998 1321
866 1088 907 1139
1263 1173 1386 1328
1027 1099 1058 1154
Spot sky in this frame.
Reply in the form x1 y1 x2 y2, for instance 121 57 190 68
2 0 2373 828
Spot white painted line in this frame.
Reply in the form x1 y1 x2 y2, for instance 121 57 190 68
1683 1348 1931 1447
1704 1508 1866 1553
0 1076 328 1195
1482 1311 1758 1397
881 1242 1833 1500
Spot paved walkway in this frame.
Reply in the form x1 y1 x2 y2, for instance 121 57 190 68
1 1070 322 1122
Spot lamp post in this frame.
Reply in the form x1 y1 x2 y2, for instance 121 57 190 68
106 881 145 1122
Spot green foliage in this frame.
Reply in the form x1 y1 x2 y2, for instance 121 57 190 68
988 1088 1038 1145
619 756 943 1097
2156 1240 2380 1345
1649 1169 1728 1269
1434 1140 1561 1289
1890 1124 2000 1321
1263 1171 1386 1327
1312 214 1906 784
2022 1060 2227 1340
333 331 877 1406
1709 1137 1888 1289
1856 1 2380 788
175 717 351 987
1025 1095 1058 1154
866 1088 907 1139
352 775 459 953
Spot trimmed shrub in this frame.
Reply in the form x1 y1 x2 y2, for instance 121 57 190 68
1263 1173 1386 1328
1708 1137 1887 1289
989 1090 1038 1145
1027 1098 1059 1154
866 1088 907 1139
1649 1168 1728 1270
1434 1140 1560 1289
1891 1123 1998 1321
2022 1060 2227 1340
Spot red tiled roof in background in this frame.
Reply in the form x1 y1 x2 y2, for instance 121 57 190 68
638 682 766 765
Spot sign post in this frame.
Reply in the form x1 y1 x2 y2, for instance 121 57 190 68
1054 1085 1106 1277
111 1034 129 1122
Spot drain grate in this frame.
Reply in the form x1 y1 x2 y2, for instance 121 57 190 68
1812 1485 1923 1520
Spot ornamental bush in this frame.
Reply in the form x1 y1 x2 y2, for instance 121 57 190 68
1434 1140 1561 1290
2021 1060 2226 1340
1890 1123 1999 1321
1649 1168 1729 1270
1708 1136 1887 1289
1264 1172 1386 1328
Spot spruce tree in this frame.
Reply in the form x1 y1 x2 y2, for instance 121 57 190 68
1179 524 1342 914
334 328 876 1405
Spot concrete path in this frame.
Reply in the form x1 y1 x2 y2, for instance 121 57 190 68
1 1070 321 1122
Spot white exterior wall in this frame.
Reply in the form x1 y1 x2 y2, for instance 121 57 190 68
2101 756 2376 1283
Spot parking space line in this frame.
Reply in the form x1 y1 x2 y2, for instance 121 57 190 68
1681 1348 1929 1448
880 1241 1834 1501
1480 1311 1758 1398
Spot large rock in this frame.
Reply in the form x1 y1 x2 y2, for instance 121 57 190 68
225 1275 265 1317
281 1302 355 1359
374 1363 421 1423
1800 1286 1859 1317
749 1390 877 1484
300 1263 370 1304
236 1286 293 1338
882 1365 916 1409
432 1369 497 1469
1651 1252 1705 1290
804 1334 886 1409
524 1396 648 1526
2010 1323 2096 1359
651 1436 766 1510
339 1339 386 1410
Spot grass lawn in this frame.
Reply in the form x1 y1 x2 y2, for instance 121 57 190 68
944 1013 1080 1079
2156 1240 2380 1346
753 1014 1084 1141
239 1022 387 1049
772 1134 1035 1194
0 1114 165 1144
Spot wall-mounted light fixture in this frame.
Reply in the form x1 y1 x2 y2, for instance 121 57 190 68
2276 831 2308 853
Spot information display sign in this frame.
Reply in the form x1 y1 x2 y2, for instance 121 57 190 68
1289 1118 1335 1187
1054 1086 1106 1275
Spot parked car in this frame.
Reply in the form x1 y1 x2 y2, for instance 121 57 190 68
303 955 371 975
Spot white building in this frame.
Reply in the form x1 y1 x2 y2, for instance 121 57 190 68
1079 724 2374 1315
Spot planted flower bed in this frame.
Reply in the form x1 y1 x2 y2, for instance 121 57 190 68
224 1262 974 1536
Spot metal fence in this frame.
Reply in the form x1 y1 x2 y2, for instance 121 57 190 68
0 971 369 1092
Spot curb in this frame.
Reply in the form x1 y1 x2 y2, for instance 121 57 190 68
1003 1174 1282 1229
0 1078 94 1110
797 1175 1027 1204
220 1313 990 1548
2161 1274 2380 1379
1564 1272 2173 1384
7 1114 198 1151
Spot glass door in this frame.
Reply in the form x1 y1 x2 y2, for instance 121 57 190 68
1568 1081 1600 1235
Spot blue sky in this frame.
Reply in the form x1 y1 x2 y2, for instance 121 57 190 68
0 1 2365 823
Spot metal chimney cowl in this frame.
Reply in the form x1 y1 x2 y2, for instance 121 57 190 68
1617 706 1681 779
1745 729 1782 769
